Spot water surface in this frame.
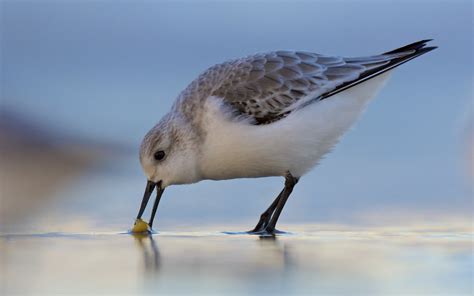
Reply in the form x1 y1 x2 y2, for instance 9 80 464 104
2 226 472 295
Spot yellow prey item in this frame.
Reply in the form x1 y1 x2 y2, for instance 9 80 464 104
131 218 149 233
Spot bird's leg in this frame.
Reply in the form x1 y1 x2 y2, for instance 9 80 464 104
264 172 298 234
248 189 284 233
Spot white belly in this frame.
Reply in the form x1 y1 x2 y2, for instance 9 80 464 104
199 72 392 180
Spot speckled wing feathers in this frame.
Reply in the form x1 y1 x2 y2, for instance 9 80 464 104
211 51 397 124
178 40 436 125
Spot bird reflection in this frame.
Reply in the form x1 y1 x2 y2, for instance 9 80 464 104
132 233 161 273
130 231 296 288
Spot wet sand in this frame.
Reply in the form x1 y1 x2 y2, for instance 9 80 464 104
1 226 472 295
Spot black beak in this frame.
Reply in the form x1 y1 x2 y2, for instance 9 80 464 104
149 182 165 228
136 180 165 229
136 180 155 220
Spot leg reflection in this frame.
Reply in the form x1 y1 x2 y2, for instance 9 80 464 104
132 233 161 273
257 235 294 274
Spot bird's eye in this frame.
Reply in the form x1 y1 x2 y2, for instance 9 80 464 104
154 150 165 161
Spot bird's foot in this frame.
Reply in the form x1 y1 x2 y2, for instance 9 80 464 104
247 227 287 236
248 215 269 232
247 226 265 234
247 221 268 234
223 226 288 236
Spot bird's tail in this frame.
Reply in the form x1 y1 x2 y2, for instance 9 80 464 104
321 39 437 99
383 39 438 56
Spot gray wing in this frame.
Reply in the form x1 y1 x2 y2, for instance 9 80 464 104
211 40 436 125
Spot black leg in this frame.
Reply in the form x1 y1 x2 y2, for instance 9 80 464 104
248 189 284 233
265 172 298 234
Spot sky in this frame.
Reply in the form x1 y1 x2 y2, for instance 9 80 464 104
1 0 473 227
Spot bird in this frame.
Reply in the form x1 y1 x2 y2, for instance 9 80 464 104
135 40 436 234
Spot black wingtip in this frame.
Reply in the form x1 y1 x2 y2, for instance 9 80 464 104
418 46 438 53
320 40 436 101
383 39 436 55
406 45 438 59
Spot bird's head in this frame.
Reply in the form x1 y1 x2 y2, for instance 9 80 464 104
135 113 201 226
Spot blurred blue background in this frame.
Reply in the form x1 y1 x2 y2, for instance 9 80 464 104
1 0 472 231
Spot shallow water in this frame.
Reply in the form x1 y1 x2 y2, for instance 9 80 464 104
1 227 472 295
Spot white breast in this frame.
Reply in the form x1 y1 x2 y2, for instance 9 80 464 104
199 71 392 180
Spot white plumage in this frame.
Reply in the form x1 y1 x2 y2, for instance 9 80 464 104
199 71 390 180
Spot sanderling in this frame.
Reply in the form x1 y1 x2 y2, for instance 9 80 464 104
135 40 436 234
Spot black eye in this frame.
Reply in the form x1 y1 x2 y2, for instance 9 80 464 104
153 150 165 161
